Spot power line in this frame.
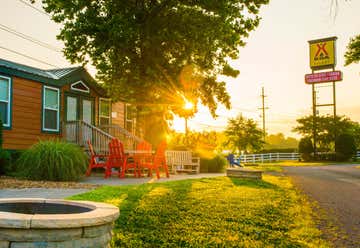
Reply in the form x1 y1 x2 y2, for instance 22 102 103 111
17 0 50 17
0 46 59 68
0 24 61 52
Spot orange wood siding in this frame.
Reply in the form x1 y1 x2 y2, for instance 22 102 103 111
3 76 60 150
111 102 125 128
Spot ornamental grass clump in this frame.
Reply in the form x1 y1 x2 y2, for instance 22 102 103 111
17 140 87 181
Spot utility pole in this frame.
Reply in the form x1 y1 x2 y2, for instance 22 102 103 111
259 87 269 142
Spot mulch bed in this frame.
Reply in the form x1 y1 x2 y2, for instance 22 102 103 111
0 176 98 189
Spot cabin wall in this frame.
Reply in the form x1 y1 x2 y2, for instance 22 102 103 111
3 76 60 150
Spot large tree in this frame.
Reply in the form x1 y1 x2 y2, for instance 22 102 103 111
224 115 264 153
293 115 360 151
35 0 268 118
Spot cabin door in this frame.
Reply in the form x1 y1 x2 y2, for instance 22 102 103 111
65 95 94 124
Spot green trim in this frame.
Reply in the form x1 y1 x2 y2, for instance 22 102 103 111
41 85 61 134
0 67 58 86
0 66 107 97
0 74 12 130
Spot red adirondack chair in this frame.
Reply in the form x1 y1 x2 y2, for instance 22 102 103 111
137 140 169 179
133 141 153 177
105 138 125 178
85 140 108 177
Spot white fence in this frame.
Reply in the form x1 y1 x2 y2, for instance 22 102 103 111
236 153 300 164
235 151 360 164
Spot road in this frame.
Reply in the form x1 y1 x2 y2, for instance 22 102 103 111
284 164 360 247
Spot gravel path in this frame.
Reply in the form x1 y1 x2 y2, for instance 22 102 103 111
284 164 360 247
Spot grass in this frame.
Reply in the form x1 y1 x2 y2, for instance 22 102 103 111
69 176 330 247
243 160 360 172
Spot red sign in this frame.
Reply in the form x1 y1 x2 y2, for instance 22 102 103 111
305 71 342 84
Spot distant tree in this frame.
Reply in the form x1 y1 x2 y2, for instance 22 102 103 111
35 0 269 118
293 115 360 151
345 35 360 66
298 137 314 161
335 133 357 161
224 115 264 153
264 133 298 150
168 130 223 158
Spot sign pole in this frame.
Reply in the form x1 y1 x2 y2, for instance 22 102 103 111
307 36 339 158
312 79 317 156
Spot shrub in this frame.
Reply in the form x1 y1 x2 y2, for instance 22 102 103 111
335 133 357 161
16 140 87 181
200 155 227 173
0 118 3 148
298 137 314 161
0 149 10 175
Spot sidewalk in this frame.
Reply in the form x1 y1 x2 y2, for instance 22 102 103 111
0 173 225 199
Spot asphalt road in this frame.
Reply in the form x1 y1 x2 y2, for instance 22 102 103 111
284 164 360 247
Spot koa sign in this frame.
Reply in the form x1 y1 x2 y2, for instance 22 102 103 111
308 37 337 70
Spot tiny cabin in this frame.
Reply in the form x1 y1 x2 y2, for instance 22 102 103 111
0 58 138 152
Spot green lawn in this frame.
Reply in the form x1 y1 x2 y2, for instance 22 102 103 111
70 176 330 247
245 160 360 172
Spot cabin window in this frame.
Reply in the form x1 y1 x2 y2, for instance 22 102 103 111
99 98 111 126
43 86 60 132
125 104 136 133
0 76 11 127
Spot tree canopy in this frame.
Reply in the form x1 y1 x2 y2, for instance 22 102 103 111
264 133 298 150
293 115 360 151
224 115 264 153
345 35 360 66
36 0 269 117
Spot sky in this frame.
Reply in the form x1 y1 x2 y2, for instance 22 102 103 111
0 0 359 138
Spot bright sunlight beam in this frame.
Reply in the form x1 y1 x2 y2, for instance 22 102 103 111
184 100 194 110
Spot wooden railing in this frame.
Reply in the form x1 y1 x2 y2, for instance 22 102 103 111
99 124 143 150
63 120 114 154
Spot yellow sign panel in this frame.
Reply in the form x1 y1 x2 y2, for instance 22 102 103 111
308 37 337 70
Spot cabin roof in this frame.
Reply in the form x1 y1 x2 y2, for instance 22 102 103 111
0 58 106 95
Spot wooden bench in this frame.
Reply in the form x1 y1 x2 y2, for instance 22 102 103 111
165 150 200 174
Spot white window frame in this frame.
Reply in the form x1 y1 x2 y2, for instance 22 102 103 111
0 75 11 127
42 86 60 132
99 98 111 125
70 80 90 93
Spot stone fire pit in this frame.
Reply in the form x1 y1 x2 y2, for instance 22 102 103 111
0 198 119 248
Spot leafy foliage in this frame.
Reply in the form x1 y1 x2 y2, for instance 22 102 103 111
0 118 11 175
200 155 228 173
293 115 360 151
0 149 11 175
37 0 269 117
70 176 329 247
168 130 224 157
224 115 264 153
16 140 87 181
264 133 298 150
345 34 360 66
335 133 357 161
298 137 314 161
0 118 3 148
